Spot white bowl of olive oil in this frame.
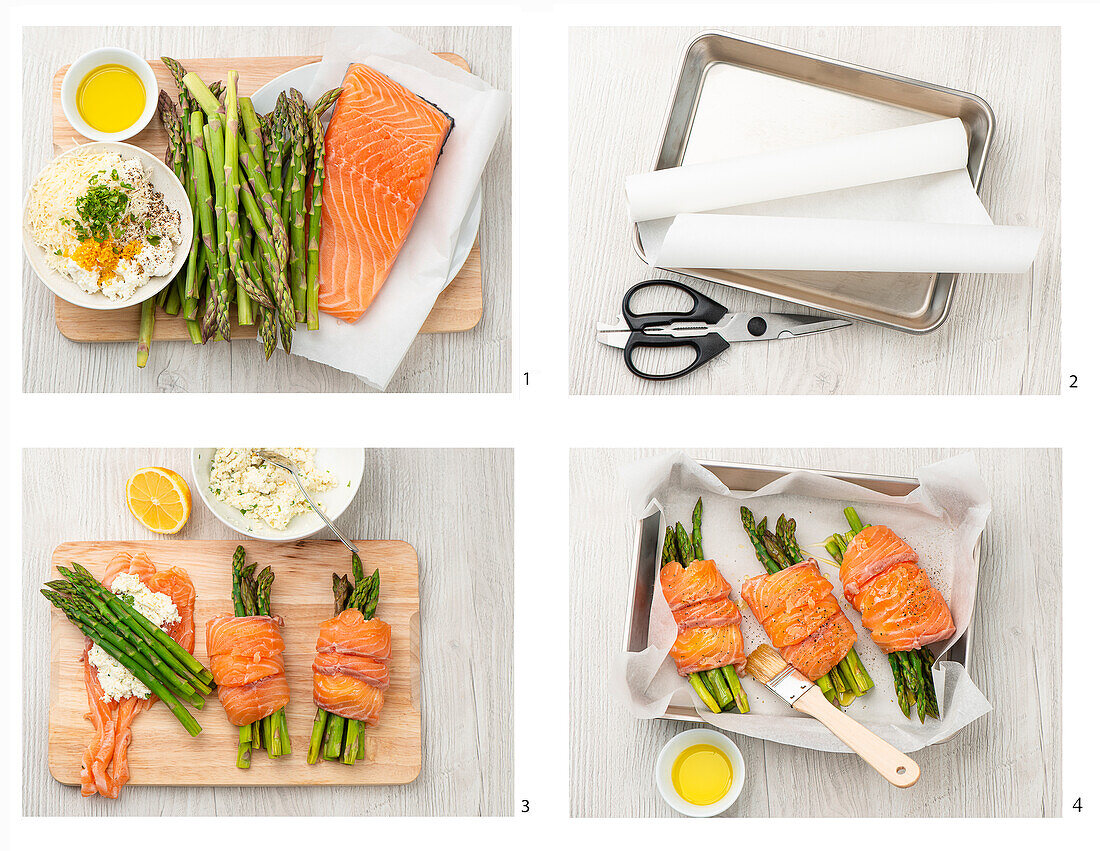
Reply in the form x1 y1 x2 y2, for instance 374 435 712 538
655 729 745 817
61 47 158 142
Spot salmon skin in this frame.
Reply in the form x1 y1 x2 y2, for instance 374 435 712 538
318 63 454 323
312 608 392 726
741 559 857 682
206 614 290 726
841 526 955 653
659 559 746 675
80 553 197 799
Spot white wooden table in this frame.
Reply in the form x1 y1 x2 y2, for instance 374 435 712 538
23 448 514 816
22 26 512 394
569 27 1060 395
570 448 1060 816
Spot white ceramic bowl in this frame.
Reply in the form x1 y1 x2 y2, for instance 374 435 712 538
655 728 746 817
60 47 158 142
191 448 365 542
23 141 193 310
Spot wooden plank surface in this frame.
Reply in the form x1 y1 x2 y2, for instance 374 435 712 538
23 27 512 393
24 448 514 816
569 27 1061 395
49 53 480 340
569 448 1061 817
48 539 420 787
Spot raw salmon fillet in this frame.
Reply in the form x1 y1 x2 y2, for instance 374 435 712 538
318 63 454 322
80 553 196 799
659 559 746 675
312 608 392 726
206 614 290 725
842 527 955 653
741 559 857 682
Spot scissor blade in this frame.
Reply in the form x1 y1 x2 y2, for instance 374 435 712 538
718 312 851 343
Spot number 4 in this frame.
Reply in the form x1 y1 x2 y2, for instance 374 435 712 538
1073 797 1082 812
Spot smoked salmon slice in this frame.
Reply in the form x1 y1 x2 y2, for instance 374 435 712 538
842 526 955 653
312 608 391 725
659 559 746 675
660 559 732 611
314 674 386 725
741 559 857 682
312 651 390 690
79 553 196 799
206 614 290 726
838 525 918 600
318 63 454 323
315 608 392 660
217 675 292 728
668 623 747 676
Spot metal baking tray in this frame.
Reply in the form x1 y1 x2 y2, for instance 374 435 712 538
621 459 978 728
631 31 995 333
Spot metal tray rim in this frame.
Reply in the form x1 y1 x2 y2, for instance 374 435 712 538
629 29 997 334
621 458 979 736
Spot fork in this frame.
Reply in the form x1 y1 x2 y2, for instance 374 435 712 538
255 450 358 553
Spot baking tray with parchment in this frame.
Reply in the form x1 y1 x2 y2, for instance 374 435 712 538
621 459 977 738
631 31 995 333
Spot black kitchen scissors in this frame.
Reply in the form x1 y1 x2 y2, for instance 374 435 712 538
596 280 850 381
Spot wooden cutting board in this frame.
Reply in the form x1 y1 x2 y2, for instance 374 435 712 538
48 539 421 787
49 54 482 340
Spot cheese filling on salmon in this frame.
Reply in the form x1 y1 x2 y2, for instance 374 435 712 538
88 573 179 702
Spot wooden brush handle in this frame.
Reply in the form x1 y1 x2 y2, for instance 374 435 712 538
793 687 920 788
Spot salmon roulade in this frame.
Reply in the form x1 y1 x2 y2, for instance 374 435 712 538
308 556 388 764
660 558 746 675
657 506 752 714
206 614 290 727
840 525 955 654
832 511 954 721
312 609 391 724
741 559 858 682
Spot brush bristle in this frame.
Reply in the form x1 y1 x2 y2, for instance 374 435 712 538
744 644 790 683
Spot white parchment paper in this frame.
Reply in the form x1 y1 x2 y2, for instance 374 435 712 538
611 452 993 753
630 67 1040 275
289 27 509 390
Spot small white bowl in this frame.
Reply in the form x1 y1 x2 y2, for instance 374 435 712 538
655 728 746 817
61 47 158 142
22 141 192 311
191 448 365 542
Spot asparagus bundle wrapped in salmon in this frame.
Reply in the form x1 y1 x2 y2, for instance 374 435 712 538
828 509 954 722
740 509 874 706
307 553 389 764
206 546 292 767
659 499 750 714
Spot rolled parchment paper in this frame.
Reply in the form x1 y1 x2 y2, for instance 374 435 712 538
625 118 970 222
652 214 1042 273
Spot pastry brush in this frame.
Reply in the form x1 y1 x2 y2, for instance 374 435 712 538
744 644 920 788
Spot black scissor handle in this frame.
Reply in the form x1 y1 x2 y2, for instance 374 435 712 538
623 331 730 381
622 279 729 329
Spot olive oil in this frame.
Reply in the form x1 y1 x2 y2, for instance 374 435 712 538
76 64 145 133
671 743 734 807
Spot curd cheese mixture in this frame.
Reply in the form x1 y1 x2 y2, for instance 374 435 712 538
27 150 182 299
209 448 339 531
